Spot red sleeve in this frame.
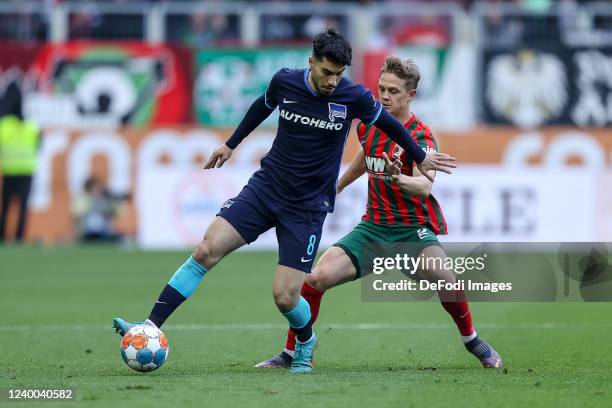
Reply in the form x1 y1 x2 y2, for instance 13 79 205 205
356 121 366 143
411 125 438 168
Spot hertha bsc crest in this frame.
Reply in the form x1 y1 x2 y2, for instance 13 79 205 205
328 103 347 122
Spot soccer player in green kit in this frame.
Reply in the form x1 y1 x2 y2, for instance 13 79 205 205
256 56 502 369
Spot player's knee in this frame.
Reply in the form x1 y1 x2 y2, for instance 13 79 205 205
192 238 221 268
273 288 299 312
307 266 331 293
420 266 455 284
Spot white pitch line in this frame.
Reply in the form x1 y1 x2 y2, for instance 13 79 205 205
0 322 610 332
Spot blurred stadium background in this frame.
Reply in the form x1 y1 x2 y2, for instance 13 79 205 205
1 0 611 247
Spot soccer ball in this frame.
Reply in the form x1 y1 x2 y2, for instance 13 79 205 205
120 324 169 372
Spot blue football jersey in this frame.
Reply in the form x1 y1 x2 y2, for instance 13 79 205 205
248 68 383 213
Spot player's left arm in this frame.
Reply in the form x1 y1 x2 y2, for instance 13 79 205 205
205 70 283 169
204 95 274 169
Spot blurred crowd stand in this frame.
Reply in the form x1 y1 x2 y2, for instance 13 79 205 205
0 0 609 49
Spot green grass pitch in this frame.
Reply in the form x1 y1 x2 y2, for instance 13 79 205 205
1 246 611 407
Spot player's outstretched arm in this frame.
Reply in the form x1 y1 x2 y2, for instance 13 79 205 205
416 150 455 181
204 95 274 169
204 143 233 169
373 109 456 181
382 152 433 198
337 150 367 194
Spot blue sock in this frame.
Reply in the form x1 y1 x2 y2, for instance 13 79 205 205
148 256 207 327
283 296 313 342
168 256 208 298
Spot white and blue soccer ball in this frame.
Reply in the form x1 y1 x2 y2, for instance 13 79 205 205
120 324 169 372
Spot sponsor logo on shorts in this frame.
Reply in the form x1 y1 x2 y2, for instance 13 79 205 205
417 228 430 240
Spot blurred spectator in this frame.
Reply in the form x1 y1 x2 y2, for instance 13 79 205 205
559 0 582 34
302 0 341 39
66 0 147 40
303 15 341 40
68 3 102 39
392 15 451 47
483 0 524 48
369 15 397 49
262 14 298 43
0 11 47 41
71 176 127 244
0 81 40 243
520 0 553 14
183 12 238 48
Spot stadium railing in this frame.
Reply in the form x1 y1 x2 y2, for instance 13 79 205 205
0 1 466 49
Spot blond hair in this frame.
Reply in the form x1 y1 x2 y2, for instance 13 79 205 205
380 56 420 90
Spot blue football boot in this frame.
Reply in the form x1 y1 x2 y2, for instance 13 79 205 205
112 317 146 336
289 332 317 373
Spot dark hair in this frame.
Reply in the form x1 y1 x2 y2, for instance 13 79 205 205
312 28 352 66
84 176 102 193
0 81 23 120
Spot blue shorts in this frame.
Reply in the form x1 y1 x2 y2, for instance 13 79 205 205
217 185 326 273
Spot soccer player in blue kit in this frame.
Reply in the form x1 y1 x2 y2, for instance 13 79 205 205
113 28 456 373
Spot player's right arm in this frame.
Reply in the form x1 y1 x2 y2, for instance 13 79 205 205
374 109 455 180
382 128 438 198
337 150 366 194
204 70 283 169
393 165 434 198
